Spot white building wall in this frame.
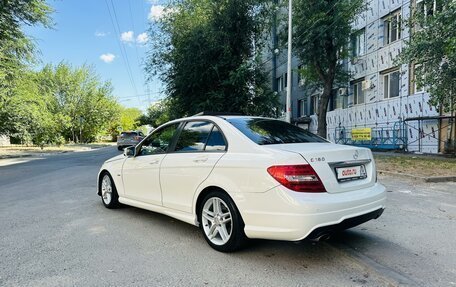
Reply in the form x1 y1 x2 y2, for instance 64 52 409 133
326 0 440 153
0 135 10 146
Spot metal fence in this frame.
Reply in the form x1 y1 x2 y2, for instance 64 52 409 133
335 122 407 151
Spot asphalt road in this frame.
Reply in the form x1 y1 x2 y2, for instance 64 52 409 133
0 148 455 287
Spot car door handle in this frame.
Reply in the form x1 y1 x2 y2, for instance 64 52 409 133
149 159 160 164
193 156 208 163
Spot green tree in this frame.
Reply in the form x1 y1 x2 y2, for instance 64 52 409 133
397 1 455 114
108 107 144 139
0 0 53 136
146 0 279 118
37 63 120 143
292 0 364 137
119 107 143 131
140 99 173 128
2 70 62 146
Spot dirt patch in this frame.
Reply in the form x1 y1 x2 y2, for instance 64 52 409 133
375 155 456 177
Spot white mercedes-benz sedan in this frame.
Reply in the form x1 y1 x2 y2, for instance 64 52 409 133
97 114 386 252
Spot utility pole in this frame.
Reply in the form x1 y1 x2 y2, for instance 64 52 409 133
286 0 293 123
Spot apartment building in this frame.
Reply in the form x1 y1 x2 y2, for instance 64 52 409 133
271 0 448 153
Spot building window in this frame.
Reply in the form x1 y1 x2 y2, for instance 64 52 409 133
382 69 400 99
351 79 365 105
412 64 425 93
416 0 442 18
277 76 283 92
415 0 442 30
383 10 401 45
297 99 306 117
310 95 318 115
351 28 365 57
333 88 348 110
277 72 289 92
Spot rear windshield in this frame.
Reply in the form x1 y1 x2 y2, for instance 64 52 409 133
121 132 138 137
227 118 327 145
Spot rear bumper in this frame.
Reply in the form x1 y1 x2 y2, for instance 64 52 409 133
232 182 386 241
306 208 384 241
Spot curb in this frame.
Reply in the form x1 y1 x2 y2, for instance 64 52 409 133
0 145 112 161
0 154 33 160
424 176 456 183
378 170 456 183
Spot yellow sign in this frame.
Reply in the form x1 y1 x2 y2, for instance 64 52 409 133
352 128 372 141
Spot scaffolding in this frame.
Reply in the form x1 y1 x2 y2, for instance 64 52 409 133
335 122 407 151
335 116 456 154
403 115 456 155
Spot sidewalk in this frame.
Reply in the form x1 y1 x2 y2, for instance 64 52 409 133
0 143 115 160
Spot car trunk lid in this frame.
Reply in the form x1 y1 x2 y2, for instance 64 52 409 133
264 143 375 193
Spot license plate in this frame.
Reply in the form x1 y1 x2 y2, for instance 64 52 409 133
336 165 366 181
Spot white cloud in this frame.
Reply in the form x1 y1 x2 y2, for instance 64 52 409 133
149 5 165 21
100 53 115 63
120 31 135 43
95 31 108 37
136 32 149 44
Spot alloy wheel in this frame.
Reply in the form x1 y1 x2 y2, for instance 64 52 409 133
201 197 233 245
101 174 113 205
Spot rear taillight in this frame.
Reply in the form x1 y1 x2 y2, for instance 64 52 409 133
267 165 326 193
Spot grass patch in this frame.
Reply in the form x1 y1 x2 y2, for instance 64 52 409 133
375 155 456 177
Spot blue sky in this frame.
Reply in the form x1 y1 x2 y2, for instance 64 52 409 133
26 0 167 111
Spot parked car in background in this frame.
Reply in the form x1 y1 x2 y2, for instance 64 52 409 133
116 131 145 150
100 114 386 252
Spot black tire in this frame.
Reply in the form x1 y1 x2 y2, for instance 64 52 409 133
117 146 123 151
198 190 247 252
99 172 120 209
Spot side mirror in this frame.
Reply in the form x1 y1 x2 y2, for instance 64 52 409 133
123 146 135 157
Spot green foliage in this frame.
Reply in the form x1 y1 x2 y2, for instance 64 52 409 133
0 0 54 143
39 63 121 143
0 0 53 105
1 71 60 146
0 2 126 144
146 0 279 118
397 1 456 113
0 0 53 45
1 63 121 144
119 107 143 131
292 0 364 137
140 99 174 128
108 107 144 139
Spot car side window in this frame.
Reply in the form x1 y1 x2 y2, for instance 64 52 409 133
205 126 227 152
174 121 213 152
138 124 178 156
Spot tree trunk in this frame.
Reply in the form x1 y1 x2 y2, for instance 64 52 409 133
317 81 332 138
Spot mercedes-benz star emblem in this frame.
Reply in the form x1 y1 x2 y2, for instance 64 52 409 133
353 150 359 160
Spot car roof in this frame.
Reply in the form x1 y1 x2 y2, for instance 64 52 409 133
160 115 281 128
190 112 266 120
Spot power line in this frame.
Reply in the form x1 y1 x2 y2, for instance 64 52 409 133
117 91 163 99
104 0 139 100
109 0 139 99
127 0 142 72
